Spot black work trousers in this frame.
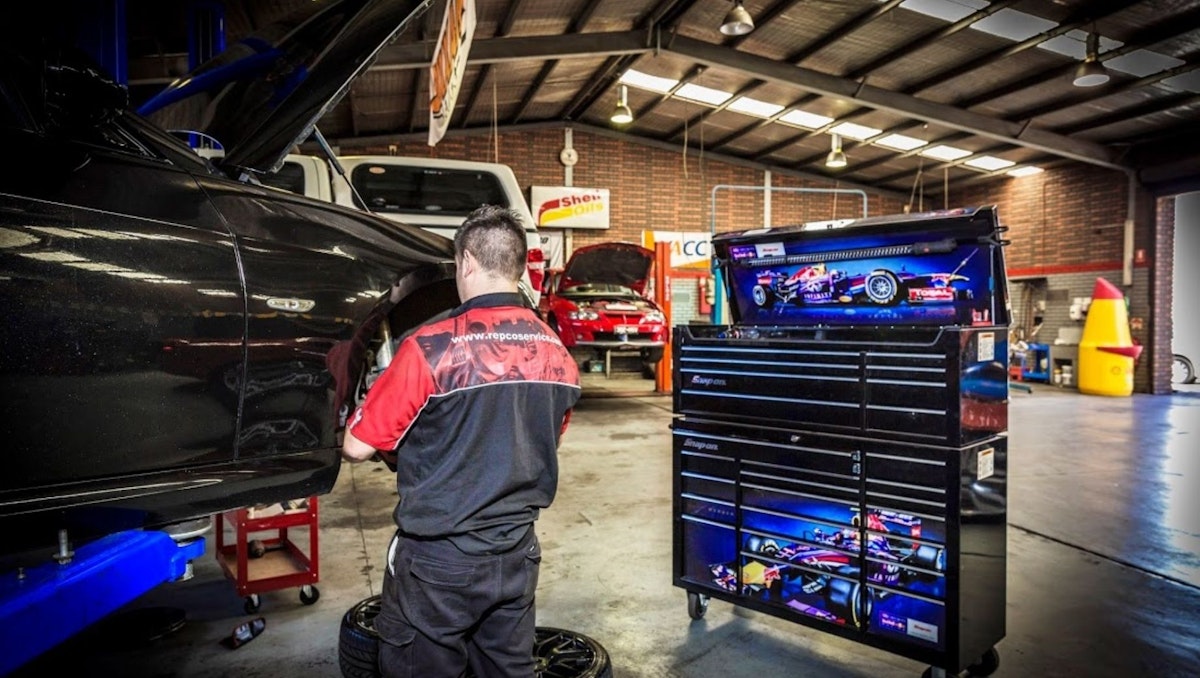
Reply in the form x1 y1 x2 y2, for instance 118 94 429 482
374 529 541 678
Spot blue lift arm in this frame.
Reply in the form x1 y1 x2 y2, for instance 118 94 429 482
0 530 206 675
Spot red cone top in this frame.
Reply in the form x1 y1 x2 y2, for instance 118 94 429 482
1091 277 1124 301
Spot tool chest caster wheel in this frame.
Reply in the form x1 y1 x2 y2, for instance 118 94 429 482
244 594 261 614
966 647 999 676
687 592 709 620
300 584 320 605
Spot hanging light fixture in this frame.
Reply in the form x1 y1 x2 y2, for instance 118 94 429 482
1073 31 1110 87
611 84 633 124
720 1 755 36
826 134 847 168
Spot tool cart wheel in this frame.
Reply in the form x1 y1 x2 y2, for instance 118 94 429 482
966 647 1000 676
244 594 261 614
687 591 709 620
300 584 320 605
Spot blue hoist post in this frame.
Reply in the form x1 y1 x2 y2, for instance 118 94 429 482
0 530 206 675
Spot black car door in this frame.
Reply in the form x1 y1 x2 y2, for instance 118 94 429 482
0 90 244 492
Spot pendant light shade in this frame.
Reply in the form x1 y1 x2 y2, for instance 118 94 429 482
720 1 755 37
1073 32 1110 87
826 134 847 168
611 85 633 124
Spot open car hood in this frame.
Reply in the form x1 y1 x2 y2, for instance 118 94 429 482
561 243 654 295
140 0 422 175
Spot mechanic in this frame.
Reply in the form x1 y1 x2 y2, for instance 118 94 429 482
342 205 581 678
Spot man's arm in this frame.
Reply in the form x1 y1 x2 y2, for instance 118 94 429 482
342 428 378 463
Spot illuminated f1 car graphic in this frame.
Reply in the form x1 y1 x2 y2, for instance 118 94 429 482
752 249 980 307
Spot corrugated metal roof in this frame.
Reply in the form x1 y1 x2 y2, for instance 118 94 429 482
122 0 1200 194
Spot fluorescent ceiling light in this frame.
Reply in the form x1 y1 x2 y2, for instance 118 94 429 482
971 10 1056 42
965 156 1016 171
112 271 167 280
727 97 785 118
1007 166 1044 177
874 133 928 151
1106 50 1184 78
619 70 678 94
779 109 834 128
920 144 973 161
198 288 238 297
829 122 882 140
899 0 987 24
143 278 189 284
675 83 733 106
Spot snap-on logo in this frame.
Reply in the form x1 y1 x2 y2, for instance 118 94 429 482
690 375 727 387
683 438 718 451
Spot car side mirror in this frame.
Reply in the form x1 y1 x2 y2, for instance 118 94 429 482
45 61 128 129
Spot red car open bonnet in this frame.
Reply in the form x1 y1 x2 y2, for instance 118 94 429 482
559 243 654 295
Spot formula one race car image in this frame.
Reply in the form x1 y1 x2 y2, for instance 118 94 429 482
752 263 852 306
750 248 980 308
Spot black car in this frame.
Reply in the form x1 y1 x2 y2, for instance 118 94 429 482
0 1 458 558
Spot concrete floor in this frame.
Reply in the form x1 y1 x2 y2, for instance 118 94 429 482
14 376 1200 677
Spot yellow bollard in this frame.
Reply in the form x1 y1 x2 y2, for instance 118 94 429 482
1077 277 1142 396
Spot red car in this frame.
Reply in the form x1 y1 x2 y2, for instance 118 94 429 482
539 243 667 376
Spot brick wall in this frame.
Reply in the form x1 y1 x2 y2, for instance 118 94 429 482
354 127 1172 393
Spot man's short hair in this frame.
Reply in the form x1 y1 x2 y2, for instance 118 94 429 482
454 205 527 282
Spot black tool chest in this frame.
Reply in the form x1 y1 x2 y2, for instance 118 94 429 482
672 207 1010 677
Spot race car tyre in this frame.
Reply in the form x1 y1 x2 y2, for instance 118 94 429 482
752 285 771 307
966 647 1000 676
687 591 709 620
865 270 901 305
826 569 871 627
338 595 614 678
1173 354 1196 384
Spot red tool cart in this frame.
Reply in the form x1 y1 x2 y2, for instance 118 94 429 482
215 497 321 614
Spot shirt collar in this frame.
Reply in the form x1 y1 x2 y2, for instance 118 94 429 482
452 292 526 316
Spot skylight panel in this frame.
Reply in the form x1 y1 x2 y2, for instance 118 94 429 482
1007 166 1044 178
1162 71 1200 94
1105 50 1185 78
675 83 733 106
1038 30 1122 59
779 109 834 129
619 70 678 94
829 122 882 140
727 97 785 118
970 9 1056 42
965 156 1016 171
874 134 928 151
920 144 973 161
898 0 988 24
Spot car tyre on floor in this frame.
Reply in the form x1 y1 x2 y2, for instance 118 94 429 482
338 595 613 678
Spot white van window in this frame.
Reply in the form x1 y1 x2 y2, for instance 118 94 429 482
350 164 509 216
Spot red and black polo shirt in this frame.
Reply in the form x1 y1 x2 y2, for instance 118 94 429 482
348 292 581 555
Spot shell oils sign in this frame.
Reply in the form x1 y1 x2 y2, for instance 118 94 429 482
531 187 610 229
